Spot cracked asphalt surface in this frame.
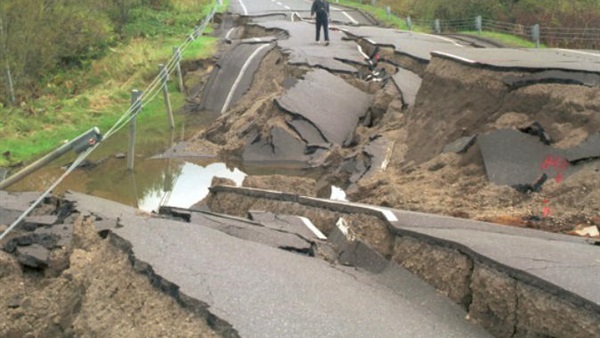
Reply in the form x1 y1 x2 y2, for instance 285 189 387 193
65 192 492 338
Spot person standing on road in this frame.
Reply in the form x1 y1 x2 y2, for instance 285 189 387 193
311 0 330 46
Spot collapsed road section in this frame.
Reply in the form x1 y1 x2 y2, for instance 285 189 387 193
2 2 599 338
178 9 599 234
1 191 493 338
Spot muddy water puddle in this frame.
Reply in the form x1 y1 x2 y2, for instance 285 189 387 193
6 117 345 212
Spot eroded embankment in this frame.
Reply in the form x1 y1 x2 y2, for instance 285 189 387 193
204 185 600 338
0 211 237 338
349 49 600 233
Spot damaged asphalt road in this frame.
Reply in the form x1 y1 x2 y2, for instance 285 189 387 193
61 192 491 338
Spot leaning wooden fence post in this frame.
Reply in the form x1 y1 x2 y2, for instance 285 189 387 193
172 46 185 93
159 64 175 129
128 89 142 171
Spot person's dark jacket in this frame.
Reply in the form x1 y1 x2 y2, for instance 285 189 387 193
311 0 330 20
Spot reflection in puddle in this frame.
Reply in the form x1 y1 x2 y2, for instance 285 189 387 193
330 186 347 201
138 162 246 212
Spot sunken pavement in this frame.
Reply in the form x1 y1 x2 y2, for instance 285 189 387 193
2 4 600 338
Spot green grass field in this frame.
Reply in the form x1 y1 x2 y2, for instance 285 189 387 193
0 1 223 167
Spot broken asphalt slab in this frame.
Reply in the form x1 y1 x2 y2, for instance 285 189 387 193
503 69 600 88
198 42 275 114
276 69 371 145
63 191 491 338
478 129 582 187
253 20 367 73
248 210 325 241
432 48 600 74
565 131 600 162
341 26 600 75
341 26 461 63
187 210 314 253
391 67 422 107
443 135 477 154
206 185 600 317
242 125 310 165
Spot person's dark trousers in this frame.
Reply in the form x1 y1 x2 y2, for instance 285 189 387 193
315 15 329 42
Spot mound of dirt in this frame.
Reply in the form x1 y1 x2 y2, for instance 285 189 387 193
0 217 221 338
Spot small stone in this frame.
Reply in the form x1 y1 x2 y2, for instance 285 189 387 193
16 244 49 269
8 295 21 308
428 162 445 172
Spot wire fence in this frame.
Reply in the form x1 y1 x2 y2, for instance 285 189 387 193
0 0 221 240
340 0 600 49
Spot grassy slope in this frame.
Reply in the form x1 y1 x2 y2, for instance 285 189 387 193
0 1 224 167
337 0 538 47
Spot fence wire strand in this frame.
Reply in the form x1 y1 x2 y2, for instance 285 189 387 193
0 1 220 240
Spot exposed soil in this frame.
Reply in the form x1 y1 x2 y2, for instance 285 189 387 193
0 216 222 338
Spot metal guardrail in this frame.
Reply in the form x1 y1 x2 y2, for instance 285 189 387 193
338 0 600 49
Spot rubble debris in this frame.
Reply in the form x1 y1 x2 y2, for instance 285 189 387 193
443 135 477 154
248 211 323 241
513 173 548 193
391 67 422 107
286 118 328 145
242 126 309 164
478 129 579 187
519 121 551 145
255 21 364 73
189 211 314 254
21 215 58 231
15 244 49 269
565 132 600 163
327 217 387 273
276 69 371 146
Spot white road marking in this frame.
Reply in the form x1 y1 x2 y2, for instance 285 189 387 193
225 28 235 41
284 5 291 9
221 43 272 114
299 217 327 240
303 0 359 24
356 44 369 59
238 0 248 15
432 51 476 64
381 142 394 170
421 32 464 47
557 48 600 58
367 207 398 222
331 6 359 25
